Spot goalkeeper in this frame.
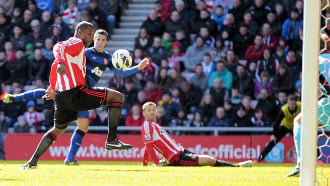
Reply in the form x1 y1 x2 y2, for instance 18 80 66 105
287 52 330 177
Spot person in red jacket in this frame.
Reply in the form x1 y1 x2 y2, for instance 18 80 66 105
141 101 253 167
125 104 144 134
245 34 266 64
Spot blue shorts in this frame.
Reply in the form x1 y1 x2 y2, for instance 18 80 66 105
77 110 89 119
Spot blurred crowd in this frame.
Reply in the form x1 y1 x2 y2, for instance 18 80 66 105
0 0 316 135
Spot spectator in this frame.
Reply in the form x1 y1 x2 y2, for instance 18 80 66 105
121 78 139 117
142 9 165 37
10 25 27 51
212 5 226 32
291 27 303 56
219 30 234 57
206 78 229 108
221 13 236 40
27 19 45 48
148 36 167 66
201 53 216 77
136 90 148 107
87 0 107 31
261 22 279 51
254 71 273 99
19 9 33 34
210 36 226 61
101 0 120 38
234 23 252 59
255 87 279 124
281 8 303 42
230 87 242 107
174 29 190 53
225 50 239 74
142 53 158 78
232 64 254 98
144 76 162 103
62 0 80 30
77 0 90 11
41 38 55 63
14 115 31 133
4 41 16 62
224 99 235 121
0 51 9 84
133 48 144 65
241 11 259 37
125 104 144 134
274 2 287 23
28 48 48 84
276 91 287 107
154 0 171 23
285 50 301 82
190 111 205 129
273 46 286 64
89 109 107 128
165 10 188 38
161 31 173 55
28 0 43 21
52 0 68 17
108 74 126 92
6 48 29 85
156 105 169 126
272 63 295 94
169 86 181 105
189 64 209 91
200 27 215 48
250 107 267 127
230 104 252 127
199 92 216 123
174 0 191 24
40 11 53 38
255 48 279 80
24 100 42 133
184 35 210 73
167 68 185 90
168 42 185 70
170 108 190 135
266 11 282 37
214 0 233 13
193 9 218 37
134 27 153 54
179 80 203 113
245 34 266 64
24 43 34 60
228 0 246 24
241 95 254 118
157 91 181 122
207 106 229 132
10 7 23 26
156 68 171 92
53 15 71 40
0 14 10 44
208 60 233 90
249 0 271 25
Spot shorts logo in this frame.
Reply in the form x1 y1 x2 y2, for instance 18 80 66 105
145 134 151 140
104 58 108 65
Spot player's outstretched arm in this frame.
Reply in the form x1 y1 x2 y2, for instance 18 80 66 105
113 58 149 77
136 58 150 70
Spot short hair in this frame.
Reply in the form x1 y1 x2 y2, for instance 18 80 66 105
94 29 108 37
287 94 297 101
74 21 94 36
142 102 156 111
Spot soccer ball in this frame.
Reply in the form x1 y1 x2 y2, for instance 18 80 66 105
112 49 132 70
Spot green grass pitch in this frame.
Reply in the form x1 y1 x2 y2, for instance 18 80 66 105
0 161 329 186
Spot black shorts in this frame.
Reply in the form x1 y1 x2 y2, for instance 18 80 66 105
54 86 107 128
170 149 199 166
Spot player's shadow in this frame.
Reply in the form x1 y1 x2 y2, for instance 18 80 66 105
85 168 157 172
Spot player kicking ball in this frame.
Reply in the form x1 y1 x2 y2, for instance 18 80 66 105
141 102 253 167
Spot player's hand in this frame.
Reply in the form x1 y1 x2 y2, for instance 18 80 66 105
137 58 150 70
158 158 169 166
57 63 66 76
43 87 55 100
270 135 276 142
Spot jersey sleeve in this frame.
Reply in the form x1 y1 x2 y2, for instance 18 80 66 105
53 37 84 64
141 121 159 166
49 62 58 90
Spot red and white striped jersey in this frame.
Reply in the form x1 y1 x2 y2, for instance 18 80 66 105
50 37 86 91
141 120 182 165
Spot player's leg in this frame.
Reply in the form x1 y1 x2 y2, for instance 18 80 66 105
287 113 302 177
257 126 288 161
64 111 89 165
4 88 46 103
21 109 77 169
104 88 132 150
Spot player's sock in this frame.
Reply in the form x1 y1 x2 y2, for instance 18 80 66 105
107 103 122 142
15 88 46 101
29 131 56 165
66 129 85 162
214 160 237 167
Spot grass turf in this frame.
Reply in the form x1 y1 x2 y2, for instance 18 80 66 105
0 161 329 186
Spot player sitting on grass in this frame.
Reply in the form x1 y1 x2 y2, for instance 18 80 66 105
141 101 253 167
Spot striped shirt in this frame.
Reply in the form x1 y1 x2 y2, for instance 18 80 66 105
141 120 182 165
50 37 86 91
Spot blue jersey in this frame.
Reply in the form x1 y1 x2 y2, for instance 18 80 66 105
85 47 139 87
